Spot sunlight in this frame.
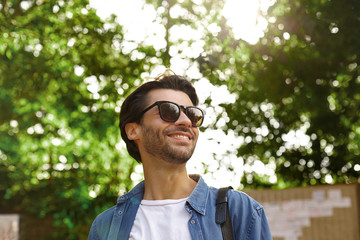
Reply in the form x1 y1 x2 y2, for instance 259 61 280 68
90 0 276 46
89 0 278 187
222 0 275 44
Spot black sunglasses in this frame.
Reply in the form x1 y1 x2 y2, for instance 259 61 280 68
140 101 205 127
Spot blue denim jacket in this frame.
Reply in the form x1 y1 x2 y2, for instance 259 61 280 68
88 175 272 240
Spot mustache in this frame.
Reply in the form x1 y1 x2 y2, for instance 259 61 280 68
164 126 195 139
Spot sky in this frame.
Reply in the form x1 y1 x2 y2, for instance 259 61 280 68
89 0 277 188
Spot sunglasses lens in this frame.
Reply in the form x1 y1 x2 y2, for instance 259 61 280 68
159 102 179 122
158 102 204 127
187 108 204 127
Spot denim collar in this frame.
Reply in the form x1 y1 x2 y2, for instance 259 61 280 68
186 174 209 216
117 181 145 204
117 174 210 215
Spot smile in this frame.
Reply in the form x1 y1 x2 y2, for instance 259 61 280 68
168 134 191 140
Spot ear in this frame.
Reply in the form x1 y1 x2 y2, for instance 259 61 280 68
125 122 141 141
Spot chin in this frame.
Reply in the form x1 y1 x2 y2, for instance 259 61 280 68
163 148 194 165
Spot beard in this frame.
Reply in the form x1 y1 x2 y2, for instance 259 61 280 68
141 125 196 164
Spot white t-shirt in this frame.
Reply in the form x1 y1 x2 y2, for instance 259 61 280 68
129 198 192 240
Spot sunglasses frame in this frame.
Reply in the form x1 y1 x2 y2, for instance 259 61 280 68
140 100 205 127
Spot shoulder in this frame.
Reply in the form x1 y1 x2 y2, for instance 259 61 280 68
88 182 145 239
226 189 272 239
227 189 265 217
90 181 145 226
89 206 117 239
194 177 264 215
229 189 263 209
93 205 117 224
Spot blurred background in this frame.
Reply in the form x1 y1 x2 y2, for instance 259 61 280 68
1 0 359 239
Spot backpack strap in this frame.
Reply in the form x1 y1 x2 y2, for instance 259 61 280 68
216 186 234 240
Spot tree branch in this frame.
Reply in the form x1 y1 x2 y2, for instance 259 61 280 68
2 0 8 13
13 0 22 16
164 0 174 66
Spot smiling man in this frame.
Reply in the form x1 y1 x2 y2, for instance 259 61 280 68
88 71 272 240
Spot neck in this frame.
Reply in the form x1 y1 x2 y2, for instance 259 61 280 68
141 160 197 200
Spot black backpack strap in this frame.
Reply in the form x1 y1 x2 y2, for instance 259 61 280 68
216 186 234 240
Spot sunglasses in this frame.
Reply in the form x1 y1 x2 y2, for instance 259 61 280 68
140 101 205 127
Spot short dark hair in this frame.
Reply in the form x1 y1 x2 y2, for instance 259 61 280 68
119 72 199 163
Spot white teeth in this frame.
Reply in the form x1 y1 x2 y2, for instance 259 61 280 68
171 135 189 140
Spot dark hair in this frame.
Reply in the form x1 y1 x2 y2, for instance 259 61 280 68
119 73 199 163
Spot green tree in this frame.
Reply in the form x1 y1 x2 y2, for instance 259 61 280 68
145 0 360 188
0 0 155 238
196 0 360 188
1 0 360 238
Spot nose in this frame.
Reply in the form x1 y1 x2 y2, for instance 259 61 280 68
175 110 192 128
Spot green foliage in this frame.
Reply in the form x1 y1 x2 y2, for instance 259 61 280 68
1 0 359 238
0 0 153 238
201 0 360 188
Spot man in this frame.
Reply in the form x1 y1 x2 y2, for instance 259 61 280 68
88 71 272 240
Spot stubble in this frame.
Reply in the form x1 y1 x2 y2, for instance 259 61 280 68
142 126 196 164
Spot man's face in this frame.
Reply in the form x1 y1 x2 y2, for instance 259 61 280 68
137 89 200 165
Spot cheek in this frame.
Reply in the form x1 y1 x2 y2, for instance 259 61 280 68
193 128 200 140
